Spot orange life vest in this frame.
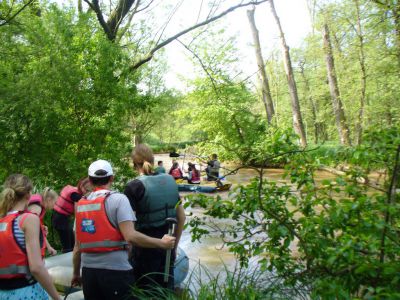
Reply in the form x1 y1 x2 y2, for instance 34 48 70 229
54 185 80 216
0 211 45 279
76 190 127 253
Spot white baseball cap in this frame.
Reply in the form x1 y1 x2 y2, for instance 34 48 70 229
88 160 114 177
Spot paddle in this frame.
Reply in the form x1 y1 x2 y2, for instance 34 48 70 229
164 217 178 283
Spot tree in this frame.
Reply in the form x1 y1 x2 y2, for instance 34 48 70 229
322 21 352 146
247 6 275 124
0 7 136 184
351 0 367 145
82 0 269 71
269 0 307 147
0 0 34 26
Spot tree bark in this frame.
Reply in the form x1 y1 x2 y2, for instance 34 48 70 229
246 7 275 124
299 62 319 144
269 0 307 147
353 0 367 145
322 23 351 146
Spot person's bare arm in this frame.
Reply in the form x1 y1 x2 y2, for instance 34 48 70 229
45 236 57 256
23 214 60 300
174 204 186 253
119 221 175 249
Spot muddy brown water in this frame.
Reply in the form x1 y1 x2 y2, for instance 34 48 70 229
154 154 346 280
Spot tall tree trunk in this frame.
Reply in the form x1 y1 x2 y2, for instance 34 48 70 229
134 133 143 146
392 2 400 69
299 62 319 144
322 23 351 146
269 0 307 147
354 0 367 145
247 7 275 124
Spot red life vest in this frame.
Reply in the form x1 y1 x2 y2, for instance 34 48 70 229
191 169 200 182
76 190 127 253
170 168 182 179
54 185 80 216
0 212 45 279
28 194 45 221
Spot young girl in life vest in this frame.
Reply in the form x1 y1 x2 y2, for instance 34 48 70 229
169 161 184 180
28 188 58 256
0 174 61 300
52 178 91 253
187 162 201 184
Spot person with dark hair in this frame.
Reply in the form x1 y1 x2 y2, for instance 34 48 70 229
169 161 184 180
124 144 185 290
0 174 61 300
187 162 201 184
52 177 91 253
154 160 166 174
72 159 175 300
206 153 221 181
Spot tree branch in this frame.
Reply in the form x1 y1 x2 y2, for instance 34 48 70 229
129 0 269 71
0 0 34 27
84 0 114 40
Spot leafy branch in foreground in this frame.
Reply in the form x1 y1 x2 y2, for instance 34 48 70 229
184 128 400 298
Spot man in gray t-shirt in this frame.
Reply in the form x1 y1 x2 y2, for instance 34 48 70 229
72 160 175 300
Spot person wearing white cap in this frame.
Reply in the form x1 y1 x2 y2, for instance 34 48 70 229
71 159 175 300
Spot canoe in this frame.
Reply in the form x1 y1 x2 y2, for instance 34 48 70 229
175 178 232 193
178 184 216 193
45 247 189 298
177 182 232 193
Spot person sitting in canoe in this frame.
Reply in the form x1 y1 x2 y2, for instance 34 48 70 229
169 161 184 180
187 162 201 184
154 161 166 174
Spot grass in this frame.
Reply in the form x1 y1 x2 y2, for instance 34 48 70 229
130 262 309 300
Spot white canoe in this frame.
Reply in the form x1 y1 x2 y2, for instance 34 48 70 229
45 247 189 299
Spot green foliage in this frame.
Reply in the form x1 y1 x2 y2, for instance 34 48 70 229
184 128 400 298
0 5 138 186
130 263 306 300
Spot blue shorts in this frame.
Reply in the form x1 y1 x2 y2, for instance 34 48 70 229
0 282 49 300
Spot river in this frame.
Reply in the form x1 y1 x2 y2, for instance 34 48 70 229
154 153 339 280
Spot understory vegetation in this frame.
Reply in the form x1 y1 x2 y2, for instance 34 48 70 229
184 128 400 299
2 0 400 298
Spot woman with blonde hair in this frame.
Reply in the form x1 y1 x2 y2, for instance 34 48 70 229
0 174 60 300
28 187 58 255
124 144 186 290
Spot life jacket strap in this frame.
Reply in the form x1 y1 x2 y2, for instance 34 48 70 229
0 265 29 275
79 240 128 250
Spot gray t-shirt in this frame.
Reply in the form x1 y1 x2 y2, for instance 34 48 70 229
80 189 136 271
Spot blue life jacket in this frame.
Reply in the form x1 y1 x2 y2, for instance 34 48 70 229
135 174 179 230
